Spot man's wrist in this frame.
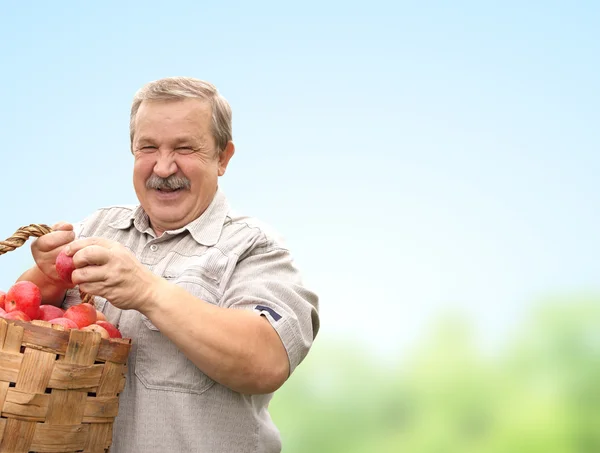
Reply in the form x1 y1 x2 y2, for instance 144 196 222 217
138 272 171 317
43 269 74 293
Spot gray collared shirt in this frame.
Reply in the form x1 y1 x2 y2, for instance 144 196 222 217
63 189 320 453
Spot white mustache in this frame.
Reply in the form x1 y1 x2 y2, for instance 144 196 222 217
146 174 191 190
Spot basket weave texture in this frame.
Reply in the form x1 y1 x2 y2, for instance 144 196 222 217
0 224 132 452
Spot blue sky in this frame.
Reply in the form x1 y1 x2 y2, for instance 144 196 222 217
0 1 598 356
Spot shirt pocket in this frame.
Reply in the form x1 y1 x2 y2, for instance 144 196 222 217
134 313 216 395
162 247 231 296
133 271 225 394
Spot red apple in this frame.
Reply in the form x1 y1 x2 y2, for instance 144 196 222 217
38 305 65 321
0 290 6 309
5 281 42 320
96 310 107 322
82 324 110 339
95 320 122 338
64 303 97 328
0 307 6 317
55 249 76 284
3 310 31 322
48 317 78 330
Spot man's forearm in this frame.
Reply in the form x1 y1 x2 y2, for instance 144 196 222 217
17 266 70 307
141 278 290 395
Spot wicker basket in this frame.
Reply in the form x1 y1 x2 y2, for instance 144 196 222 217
0 224 132 453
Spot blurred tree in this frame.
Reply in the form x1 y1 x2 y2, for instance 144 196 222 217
503 295 600 453
271 295 600 453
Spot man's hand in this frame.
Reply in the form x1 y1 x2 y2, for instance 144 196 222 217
66 237 159 311
30 222 76 288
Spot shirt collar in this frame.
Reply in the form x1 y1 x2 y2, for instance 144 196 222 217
181 189 230 246
107 189 230 246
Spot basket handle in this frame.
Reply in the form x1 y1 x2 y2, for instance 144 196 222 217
0 224 53 255
0 224 94 305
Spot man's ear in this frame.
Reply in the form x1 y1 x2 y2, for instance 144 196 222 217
218 141 235 176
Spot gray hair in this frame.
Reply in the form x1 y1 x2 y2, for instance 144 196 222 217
130 76 232 153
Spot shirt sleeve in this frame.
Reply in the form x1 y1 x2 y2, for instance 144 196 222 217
221 245 320 375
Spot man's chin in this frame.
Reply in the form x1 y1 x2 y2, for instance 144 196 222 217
146 206 189 229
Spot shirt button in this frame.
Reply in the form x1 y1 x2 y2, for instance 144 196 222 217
150 244 158 252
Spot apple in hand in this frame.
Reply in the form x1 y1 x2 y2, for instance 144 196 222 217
55 249 76 284
64 303 97 328
5 281 42 320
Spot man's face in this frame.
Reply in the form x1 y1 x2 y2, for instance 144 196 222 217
132 98 234 235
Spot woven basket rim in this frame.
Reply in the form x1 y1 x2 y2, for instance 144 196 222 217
0 318 132 364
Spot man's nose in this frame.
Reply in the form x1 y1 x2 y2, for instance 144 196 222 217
153 151 178 177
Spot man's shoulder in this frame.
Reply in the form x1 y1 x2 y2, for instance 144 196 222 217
224 210 289 250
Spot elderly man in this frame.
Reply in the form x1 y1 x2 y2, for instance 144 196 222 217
17 77 320 453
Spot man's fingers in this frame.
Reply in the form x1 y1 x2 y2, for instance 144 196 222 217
72 266 106 286
51 222 74 231
72 245 109 268
65 237 112 257
34 230 76 253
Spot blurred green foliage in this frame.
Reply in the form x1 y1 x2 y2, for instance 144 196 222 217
271 295 600 452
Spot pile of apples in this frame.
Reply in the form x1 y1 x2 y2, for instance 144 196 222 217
0 282 121 339
0 247 122 340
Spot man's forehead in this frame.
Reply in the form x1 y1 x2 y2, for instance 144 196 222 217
134 99 213 141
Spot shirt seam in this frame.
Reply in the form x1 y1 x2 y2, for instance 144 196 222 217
227 220 283 249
